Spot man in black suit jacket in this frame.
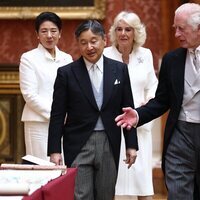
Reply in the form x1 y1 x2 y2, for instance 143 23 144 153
48 20 138 200
115 3 200 200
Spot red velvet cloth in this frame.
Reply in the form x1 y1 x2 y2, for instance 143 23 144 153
23 187 43 200
23 168 77 200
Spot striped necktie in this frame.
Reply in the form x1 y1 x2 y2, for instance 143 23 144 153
193 49 200 73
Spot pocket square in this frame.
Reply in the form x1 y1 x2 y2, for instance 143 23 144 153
114 79 120 85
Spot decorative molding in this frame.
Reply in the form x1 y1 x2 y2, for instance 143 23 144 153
0 71 20 94
0 0 106 19
0 95 25 163
0 72 19 84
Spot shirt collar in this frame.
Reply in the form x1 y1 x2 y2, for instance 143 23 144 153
38 43 59 61
84 55 104 73
189 45 200 54
196 46 200 54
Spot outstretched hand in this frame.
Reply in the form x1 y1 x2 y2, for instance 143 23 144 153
115 107 138 130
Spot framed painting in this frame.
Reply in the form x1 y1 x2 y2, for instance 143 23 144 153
0 0 106 19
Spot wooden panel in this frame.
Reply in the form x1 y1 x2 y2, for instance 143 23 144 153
160 0 180 55
0 65 25 164
153 167 167 195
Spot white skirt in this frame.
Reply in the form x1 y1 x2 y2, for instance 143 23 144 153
24 121 50 161
115 124 154 196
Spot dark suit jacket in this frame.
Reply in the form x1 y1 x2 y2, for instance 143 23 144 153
136 48 187 172
48 56 138 168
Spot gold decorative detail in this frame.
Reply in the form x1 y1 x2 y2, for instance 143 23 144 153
0 0 106 19
0 72 20 94
0 109 6 147
0 72 19 84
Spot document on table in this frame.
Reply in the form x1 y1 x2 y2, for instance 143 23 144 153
0 169 62 195
22 155 55 166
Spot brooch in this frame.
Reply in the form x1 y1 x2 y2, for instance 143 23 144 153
137 57 144 64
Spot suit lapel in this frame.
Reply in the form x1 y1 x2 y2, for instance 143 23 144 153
72 56 117 110
171 48 187 104
71 57 98 109
102 57 116 109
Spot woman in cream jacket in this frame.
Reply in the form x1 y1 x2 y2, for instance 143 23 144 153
19 12 72 161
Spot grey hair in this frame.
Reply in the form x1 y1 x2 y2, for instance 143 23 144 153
109 11 146 51
175 3 200 30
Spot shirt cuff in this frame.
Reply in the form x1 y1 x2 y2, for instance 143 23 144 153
133 110 139 128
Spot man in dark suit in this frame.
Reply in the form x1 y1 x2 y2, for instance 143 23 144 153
48 20 138 200
115 3 200 200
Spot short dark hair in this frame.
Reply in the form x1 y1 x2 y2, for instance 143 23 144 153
35 12 62 33
75 20 105 39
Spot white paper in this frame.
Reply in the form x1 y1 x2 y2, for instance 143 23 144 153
0 197 23 200
22 155 55 166
0 183 29 195
0 169 62 195
1 164 66 171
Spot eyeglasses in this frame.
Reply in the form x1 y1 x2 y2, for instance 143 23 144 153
39 28 59 36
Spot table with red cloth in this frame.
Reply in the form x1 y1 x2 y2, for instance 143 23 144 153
23 168 77 200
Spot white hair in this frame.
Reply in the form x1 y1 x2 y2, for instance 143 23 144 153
109 11 146 51
175 3 200 30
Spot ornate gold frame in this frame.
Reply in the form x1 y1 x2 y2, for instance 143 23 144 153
0 0 106 19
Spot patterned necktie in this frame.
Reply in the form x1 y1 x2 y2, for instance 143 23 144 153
193 49 200 73
89 64 102 92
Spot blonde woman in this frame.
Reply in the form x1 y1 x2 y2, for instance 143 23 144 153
104 11 158 200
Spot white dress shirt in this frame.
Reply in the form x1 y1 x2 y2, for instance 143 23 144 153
84 55 103 92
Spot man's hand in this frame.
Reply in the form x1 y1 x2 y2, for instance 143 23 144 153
50 153 63 165
124 148 137 168
115 107 138 130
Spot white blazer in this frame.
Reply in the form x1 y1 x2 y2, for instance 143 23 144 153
20 43 73 122
104 45 158 108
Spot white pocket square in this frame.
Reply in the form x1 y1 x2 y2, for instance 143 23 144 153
114 79 120 85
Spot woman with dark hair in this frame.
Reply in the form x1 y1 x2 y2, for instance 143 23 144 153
19 12 72 161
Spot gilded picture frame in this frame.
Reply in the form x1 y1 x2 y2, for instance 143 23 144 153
0 0 106 19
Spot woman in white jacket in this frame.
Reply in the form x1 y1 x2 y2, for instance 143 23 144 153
104 11 158 200
19 12 73 161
